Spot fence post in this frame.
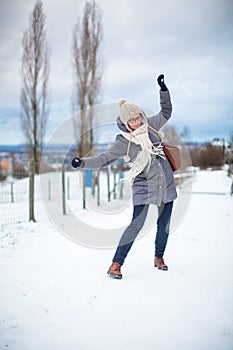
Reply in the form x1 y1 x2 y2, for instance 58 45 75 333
119 169 124 199
10 182 14 203
97 170 100 206
62 164 66 215
113 170 117 199
106 167 111 202
29 159 36 222
82 170 86 209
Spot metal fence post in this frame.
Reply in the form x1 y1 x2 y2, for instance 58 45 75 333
82 170 86 209
10 182 14 203
119 169 124 199
113 170 117 199
107 167 111 202
29 159 36 222
62 164 66 215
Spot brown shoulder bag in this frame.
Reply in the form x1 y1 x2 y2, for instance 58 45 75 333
148 123 181 172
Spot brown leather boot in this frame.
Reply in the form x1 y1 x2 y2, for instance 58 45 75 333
154 257 168 270
107 262 122 279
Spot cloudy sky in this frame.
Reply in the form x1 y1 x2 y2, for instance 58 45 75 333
0 0 233 145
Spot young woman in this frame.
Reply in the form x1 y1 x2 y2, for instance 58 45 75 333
72 75 177 279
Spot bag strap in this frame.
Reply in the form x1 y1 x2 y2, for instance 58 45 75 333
147 122 158 134
147 122 163 142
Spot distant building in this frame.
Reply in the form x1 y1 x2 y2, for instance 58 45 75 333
0 159 10 180
211 138 229 149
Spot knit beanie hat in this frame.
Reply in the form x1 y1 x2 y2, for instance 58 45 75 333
118 99 141 126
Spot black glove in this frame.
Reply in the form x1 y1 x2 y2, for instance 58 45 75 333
71 157 83 168
157 74 168 91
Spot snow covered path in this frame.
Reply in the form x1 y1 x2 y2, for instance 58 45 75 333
0 170 233 350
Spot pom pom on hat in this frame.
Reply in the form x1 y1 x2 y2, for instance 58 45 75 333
118 98 127 107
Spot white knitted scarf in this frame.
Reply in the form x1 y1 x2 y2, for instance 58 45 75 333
120 123 165 184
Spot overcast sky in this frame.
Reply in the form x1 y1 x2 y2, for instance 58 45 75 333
0 0 233 145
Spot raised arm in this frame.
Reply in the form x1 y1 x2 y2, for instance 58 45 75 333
147 74 172 130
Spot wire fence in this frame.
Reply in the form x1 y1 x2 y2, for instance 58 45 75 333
0 178 29 225
0 161 129 226
0 159 195 226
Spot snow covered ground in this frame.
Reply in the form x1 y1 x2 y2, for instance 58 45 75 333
0 170 233 350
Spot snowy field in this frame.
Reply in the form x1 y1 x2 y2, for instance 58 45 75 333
0 169 233 350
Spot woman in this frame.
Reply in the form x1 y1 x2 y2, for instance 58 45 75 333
71 74 177 279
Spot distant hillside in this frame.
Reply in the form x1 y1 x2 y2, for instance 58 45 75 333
0 141 207 154
0 144 27 152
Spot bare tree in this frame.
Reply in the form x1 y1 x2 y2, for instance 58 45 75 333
162 124 192 169
180 126 191 143
20 0 50 174
71 0 103 157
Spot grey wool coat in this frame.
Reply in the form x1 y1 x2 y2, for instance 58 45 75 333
80 90 177 207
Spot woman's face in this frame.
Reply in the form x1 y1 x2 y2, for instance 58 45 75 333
127 113 143 130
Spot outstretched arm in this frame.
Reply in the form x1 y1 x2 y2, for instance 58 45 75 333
71 135 127 170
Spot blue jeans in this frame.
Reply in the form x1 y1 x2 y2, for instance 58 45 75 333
112 201 173 265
